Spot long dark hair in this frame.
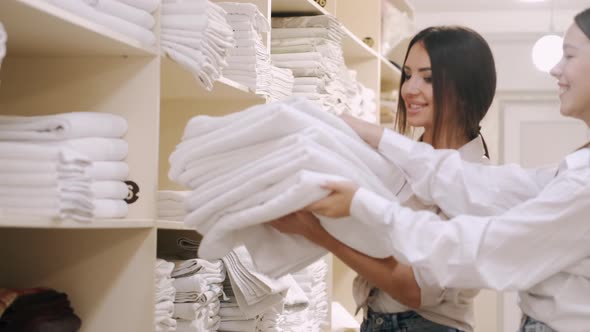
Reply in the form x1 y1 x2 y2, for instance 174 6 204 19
395 26 496 156
575 8 590 39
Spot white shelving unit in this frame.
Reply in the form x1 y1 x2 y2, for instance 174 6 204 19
0 0 412 330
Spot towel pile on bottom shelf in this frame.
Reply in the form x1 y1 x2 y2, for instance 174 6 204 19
168 97 405 277
0 287 82 332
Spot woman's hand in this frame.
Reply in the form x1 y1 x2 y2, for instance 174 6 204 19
269 211 330 246
305 181 359 218
340 113 384 149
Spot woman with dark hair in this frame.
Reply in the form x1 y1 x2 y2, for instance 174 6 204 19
271 26 497 332
276 8 590 332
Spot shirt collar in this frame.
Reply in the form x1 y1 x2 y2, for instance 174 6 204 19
458 135 487 163
561 147 590 171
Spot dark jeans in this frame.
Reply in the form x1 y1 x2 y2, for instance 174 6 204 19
518 316 557 332
361 309 462 332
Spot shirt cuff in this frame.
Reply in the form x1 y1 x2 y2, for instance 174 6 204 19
350 187 394 227
412 266 445 308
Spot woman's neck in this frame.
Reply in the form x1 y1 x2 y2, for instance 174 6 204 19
422 128 471 150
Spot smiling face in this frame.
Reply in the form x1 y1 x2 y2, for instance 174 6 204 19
401 42 434 129
550 23 590 126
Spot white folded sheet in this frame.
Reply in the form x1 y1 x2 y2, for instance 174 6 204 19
118 0 160 13
82 0 155 29
47 0 156 45
173 274 209 294
172 258 224 278
0 112 127 141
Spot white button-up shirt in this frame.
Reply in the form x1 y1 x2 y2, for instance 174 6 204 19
350 129 590 332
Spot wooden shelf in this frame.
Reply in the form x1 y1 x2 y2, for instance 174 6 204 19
271 0 329 16
390 0 415 18
156 220 191 230
0 0 156 56
341 26 380 62
0 217 154 229
380 56 401 90
161 57 266 101
388 36 411 67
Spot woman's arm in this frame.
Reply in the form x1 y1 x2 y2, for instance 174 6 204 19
308 170 590 291
339 114 555 217
270 212 423 308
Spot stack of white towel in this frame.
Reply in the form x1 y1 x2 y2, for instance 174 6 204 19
46 0 158 46
161 0 235 91
0 22 6 69
279 259 329 332
156 259 177 332
222 246 293 318
168 97 405 278
171 258 226 331
271 15 377 121
217 2 270 96
218 2 294 101
0 112 130 219
0 143 93 222
157 190 190 222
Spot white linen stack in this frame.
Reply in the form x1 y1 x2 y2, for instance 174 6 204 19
158 190 191 222
0 22 6 69
0 112 130 220
271 15 377 121
46 0 158 46
171 258 226 331
0 143 92 222
168 97 405 278
217 2 270 96
161 0 235 91
221 246 292 318
278 260 329 332
156 259 177 332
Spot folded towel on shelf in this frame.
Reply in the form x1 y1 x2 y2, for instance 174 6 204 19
0 112 127 141
271 15 339 29
162 43 216 91
171 258 224 278
82 0 156 29
47 0 156 45
90 180 129 200
161 14 208 31
43 137 129 162
118 0 160 13
93 199 128 218
85 161 129 181
173 274 209 294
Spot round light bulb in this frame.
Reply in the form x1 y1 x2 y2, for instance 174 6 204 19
532 34 563 72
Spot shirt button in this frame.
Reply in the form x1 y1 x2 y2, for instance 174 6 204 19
375 317 384 325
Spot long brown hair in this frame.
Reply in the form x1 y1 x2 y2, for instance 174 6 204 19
395 26 496 155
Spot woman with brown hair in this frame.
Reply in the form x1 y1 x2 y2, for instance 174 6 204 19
272 25 497 332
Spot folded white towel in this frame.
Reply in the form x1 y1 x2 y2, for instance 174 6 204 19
172 258 224 278
271 15 339 29
118 0 160 13
93 199 128 218
82 0 155 29
173 274 209 294
43 137 129 161
86 161 129 181
161 14 208 32
0 112 127 141
91 180 129 199
47 0 156 45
